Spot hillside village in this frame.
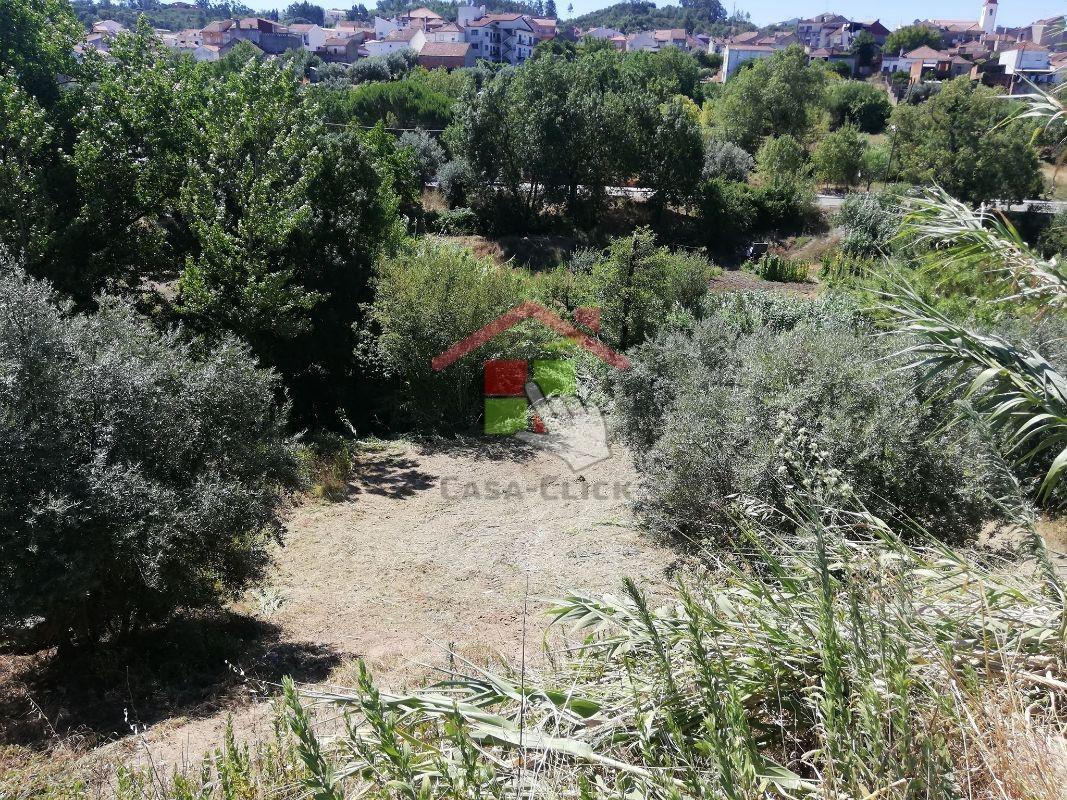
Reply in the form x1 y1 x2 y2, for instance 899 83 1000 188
77 0 1065 87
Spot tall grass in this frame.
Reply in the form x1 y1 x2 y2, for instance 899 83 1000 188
271 459 1067 800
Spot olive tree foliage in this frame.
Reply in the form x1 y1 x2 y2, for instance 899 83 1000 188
398 128 446 184
702 137 754 182
0 266 298 650
610 291 1006 546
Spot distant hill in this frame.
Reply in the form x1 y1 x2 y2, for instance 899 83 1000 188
374 0 546 22
69 1 253 32
565 0 753 36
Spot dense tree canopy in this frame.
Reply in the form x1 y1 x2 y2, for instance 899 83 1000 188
1 0 83 103
566 0 739 35
710 46 827 152
889 77 1045 203
0 20 406 426
883 24 942 55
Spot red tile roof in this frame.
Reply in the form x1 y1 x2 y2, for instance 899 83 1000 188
420 41 470 56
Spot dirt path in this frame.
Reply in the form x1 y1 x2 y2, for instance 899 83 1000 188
102 438 678 774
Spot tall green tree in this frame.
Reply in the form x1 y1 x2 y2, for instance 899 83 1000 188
883 24 942 56
889 76 1044 204
0 0 83 104
0 71 57 265
55 19 204 298
640 96 705 210
812 124 866 189
177 57 402 422
711 46 826 152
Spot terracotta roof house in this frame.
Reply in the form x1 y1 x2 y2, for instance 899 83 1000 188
418 41 475 68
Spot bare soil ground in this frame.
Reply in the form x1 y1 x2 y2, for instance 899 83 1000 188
710 269 821 298
2 439 679 788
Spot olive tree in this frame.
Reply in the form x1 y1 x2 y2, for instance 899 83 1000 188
0 267 298 651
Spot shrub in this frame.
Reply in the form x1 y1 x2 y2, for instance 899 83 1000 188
835 188 905 257
750 179 817 235
744 252 809 282
825 80 892 133
397 128 445 184
433 206 479 235
0 268 298 650
611 291 1004 545
701 137 754 182
586 227 720 350
435 158 474 208
696 178 757 252
366 240 556 430
348 56 390 84
1038 208 1067 260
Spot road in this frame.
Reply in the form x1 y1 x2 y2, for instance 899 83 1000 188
431 183 1065 214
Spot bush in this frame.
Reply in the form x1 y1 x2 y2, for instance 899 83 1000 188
0 268 298 650
398 128 445 184
433 206 478 235
435 158 474 208
702 137 754 182
1038 209 1067 260
348 56 391 84
586 227 721 350
825 80 892 133
366 240 557 430
834 188 905 257
750 179 817 235
611 291 1004 545
696 178 758 252
744 252 809 282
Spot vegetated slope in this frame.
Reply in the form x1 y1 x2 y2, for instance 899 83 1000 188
566 0 743 34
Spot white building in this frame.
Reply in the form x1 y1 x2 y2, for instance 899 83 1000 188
288 23 327 52
999 42 1056 89
363 25 426 56
980 0 997 35
463 11 540 64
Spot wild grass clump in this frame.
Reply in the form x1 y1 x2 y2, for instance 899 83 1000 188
742 252 810 282
271 465 1067 800
297 431 355 502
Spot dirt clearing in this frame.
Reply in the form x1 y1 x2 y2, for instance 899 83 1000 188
71 438 678 777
